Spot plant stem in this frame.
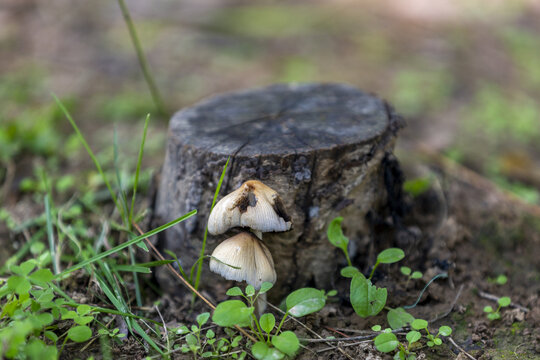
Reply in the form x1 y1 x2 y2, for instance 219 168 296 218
192 158 229 303
368 261 379 280
343 249 352 267
251 313 265 341
275 312 289 334
116 0 167 117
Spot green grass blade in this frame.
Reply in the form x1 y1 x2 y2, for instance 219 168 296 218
56 209 197 278
52 93 120 211
114 265 152 273
129 114 150 224
132 319 164 354
192 157 229 300
44 194 58 275
113 126 129 224
129 245 143 307
117 0 167 117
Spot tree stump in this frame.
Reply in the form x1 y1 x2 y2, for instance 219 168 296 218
153 83 403 298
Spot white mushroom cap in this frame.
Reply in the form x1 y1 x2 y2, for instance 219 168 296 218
208 180 292 235
209 232 276 289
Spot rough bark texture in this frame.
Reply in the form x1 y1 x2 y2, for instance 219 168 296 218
153 83 403 299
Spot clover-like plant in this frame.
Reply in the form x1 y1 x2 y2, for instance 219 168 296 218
374 319 452 359
212 282 333 359
484 296 511 321
328 217 405 319
176 313 245 359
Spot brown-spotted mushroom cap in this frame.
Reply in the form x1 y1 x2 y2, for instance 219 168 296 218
207 180 292 235
209 232 276 289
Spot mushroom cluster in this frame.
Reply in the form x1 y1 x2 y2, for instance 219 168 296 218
207 180 292 310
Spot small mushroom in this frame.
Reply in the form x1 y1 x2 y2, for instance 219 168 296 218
209 232 276 289
208 180 292 238
208 180 292 315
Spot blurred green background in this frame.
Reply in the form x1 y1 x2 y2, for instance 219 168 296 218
1 0 540 204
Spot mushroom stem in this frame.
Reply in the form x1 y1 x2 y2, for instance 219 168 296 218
256 293 267 317
252 229 263 240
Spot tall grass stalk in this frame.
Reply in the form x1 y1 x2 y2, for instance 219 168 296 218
192 157 229 303
52 94 122 215
117 0 167 117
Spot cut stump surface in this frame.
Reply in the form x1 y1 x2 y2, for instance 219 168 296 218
154 83 403 298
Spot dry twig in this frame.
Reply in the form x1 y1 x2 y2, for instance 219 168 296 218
447 337 477 360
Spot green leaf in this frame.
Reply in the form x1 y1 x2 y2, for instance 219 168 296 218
286 288 326 317
245 285 255 297
411 271 422 279
212 300 254 327
400 266 411 276
326 290 337 297
260 313 276 334
495 275 508 285
371 325 382 332
438 326 452 336
406 330 421 344
7 275 31 295
487 313 500 320
483 306 493 313
226 287 243 296
377 248 405 264
427 341 434 347
197 312 210 326
433 338 442 345
35 312 54 327
206 329 215 339
411 319 428 330
350 273 387 317
259 282 273 294
20 259 37 276
75 316 94 326
44 331 58 342
387 307 415 330
186 333 197 346
374 333 399 353
28 269 54 284
327 217 349 251
176 325 189 335
252 342 285 360
77 304 92 316
271 331 299 357
252 342 269 359
498 297 511 307
67 325 92 342
340 266 360 278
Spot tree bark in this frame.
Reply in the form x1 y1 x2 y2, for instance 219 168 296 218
153 83 403 298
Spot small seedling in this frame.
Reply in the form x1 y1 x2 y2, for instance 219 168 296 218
400 266 423 288
327 217 406 319
327 217 352 266
375 319 452 359
487 274 508 285
410 319 452 347
484 296 511 320
175 312 245 359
